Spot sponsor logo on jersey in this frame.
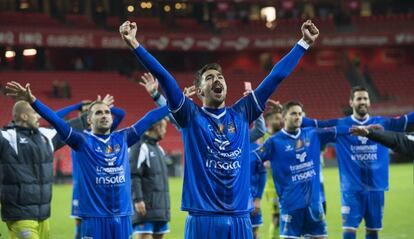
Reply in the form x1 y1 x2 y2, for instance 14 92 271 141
350 144 378 161
205 159 241 171
96 165 124 174
351 154 377 161
291 169 316 182
95 174 126 185
95 165 126 185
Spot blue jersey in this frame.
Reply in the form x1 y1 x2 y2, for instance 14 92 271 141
331 115 407 192
172 93 263 214
66 129 137 217
255 127 339 211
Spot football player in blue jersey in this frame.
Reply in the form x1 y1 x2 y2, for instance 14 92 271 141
5 81 170 239
255 101 349 239
301 86 414 239
55 95 126 239
120 20 319 239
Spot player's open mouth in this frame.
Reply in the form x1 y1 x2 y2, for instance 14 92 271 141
212 82 223 93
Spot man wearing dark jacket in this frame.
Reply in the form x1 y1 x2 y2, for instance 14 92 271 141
129 119 170 239
351 125 414 157
0 101 66 239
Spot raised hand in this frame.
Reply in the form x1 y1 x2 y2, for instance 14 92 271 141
243 89 253 97
301 20 319 45
102 94 114 108
183 85 196 99
5 81 36 103
183 85 196 101
119 21 139 49
139 72 159 96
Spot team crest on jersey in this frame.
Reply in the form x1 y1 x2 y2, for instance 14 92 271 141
208 124 225 139
228 122 235 133
114 144 120 153
218 124 225 133
105 145 113 154
296 139 303 149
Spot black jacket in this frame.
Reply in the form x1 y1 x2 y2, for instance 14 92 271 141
130 135 170 224
0 125 63 221
368 129 414 157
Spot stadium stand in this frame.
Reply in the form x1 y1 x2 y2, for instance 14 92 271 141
369 65 414 103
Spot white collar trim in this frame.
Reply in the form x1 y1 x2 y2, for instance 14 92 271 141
201 107 227 119
351 114 370 125
281 128 301 139
86 131 111 143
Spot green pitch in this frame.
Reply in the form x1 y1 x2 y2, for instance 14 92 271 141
1 164 412 238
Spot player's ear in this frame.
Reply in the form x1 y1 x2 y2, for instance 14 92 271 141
349 99 353 108
197 88 204 97
20 113 28 122
87 114 92 125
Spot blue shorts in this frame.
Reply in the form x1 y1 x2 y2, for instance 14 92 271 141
133 221 169 235
341 191 384 231
185 213 253 239
250 211 263 228
279 203 327 238
80 216 132 239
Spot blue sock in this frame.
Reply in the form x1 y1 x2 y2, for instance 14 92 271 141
343 231 356 239
366 231 379 239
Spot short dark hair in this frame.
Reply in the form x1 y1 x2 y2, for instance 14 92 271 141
87 101 107 116
282 101 304 116
350 86 369 100
194 63 223 88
